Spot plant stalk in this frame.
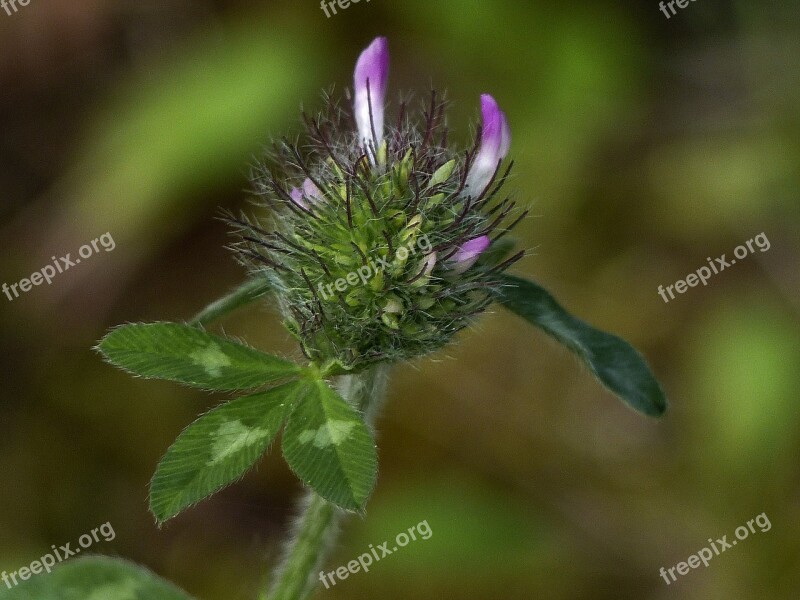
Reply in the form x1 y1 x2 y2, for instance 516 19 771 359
190 278 271 327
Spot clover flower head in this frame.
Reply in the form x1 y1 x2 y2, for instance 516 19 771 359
232 37 526 370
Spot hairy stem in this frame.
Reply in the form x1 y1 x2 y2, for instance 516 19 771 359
264 364 390 600
190 277 271 326
263 491 339 600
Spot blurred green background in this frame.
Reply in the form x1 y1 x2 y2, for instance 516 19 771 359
1 0 798 598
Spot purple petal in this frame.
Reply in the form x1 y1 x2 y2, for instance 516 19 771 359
289 186 307 209
449 235 491 273
353 37 390 152
302 178 321 200
289 178 322 209
465 94 511 196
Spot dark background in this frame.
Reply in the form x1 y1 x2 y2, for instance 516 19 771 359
1 1 798 598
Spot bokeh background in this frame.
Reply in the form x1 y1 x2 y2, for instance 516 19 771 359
1 1 798 598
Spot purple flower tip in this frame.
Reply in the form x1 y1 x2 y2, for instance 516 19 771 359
465 94 511 196
354 37 390 152
449 235 491 273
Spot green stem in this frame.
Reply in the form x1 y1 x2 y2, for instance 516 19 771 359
190 278 271 327
264 365 390 600
263 491 339 600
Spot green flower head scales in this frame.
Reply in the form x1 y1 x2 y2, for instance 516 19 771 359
233 37 526 370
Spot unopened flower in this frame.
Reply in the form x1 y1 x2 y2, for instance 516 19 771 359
353 36 390 156
233 37 526 370
448 235 492 274
465 94 511 196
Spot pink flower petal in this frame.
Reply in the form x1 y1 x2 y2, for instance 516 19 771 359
289 186 307 209
353 37 390 152
465 95 511 196
449 235 491 273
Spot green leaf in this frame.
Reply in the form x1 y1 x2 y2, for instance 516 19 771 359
282 379 378 511
97 322 301 391
150 381 305 523
496 274 668 417
0 556 195 600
